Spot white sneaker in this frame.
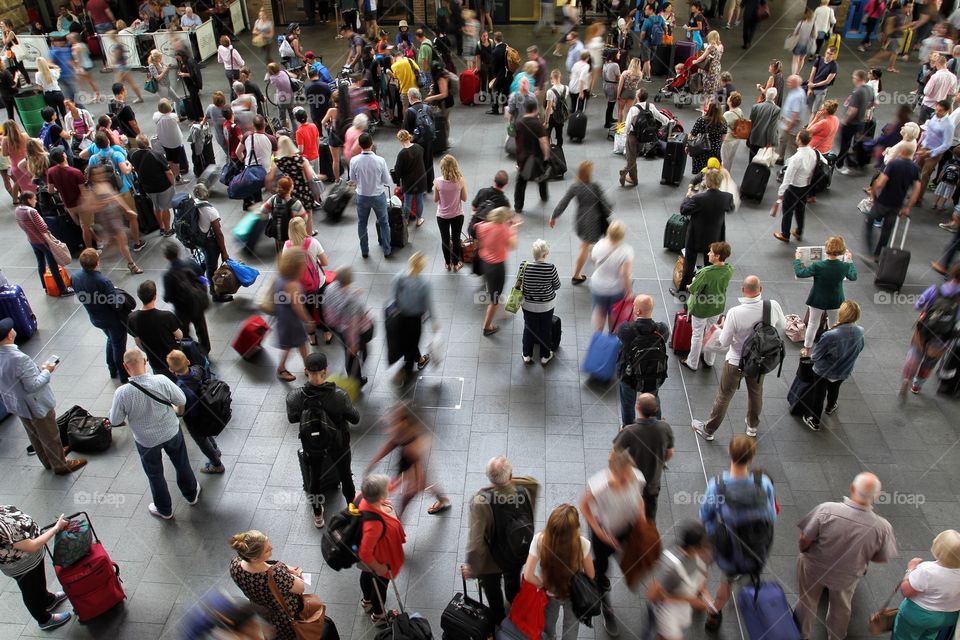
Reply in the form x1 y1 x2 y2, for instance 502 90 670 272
745 419 758 437
186 483 201 505
148 503 174 520
691 420 714 441
541 352 554 365
522 356 533 364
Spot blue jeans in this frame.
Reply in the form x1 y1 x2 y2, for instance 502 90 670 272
94 22 113 33
135 430 198 517
356 193 390 256
59 76 76 102
403 191 425 220
29 243 67 293
618 380 661 425
93 317 128 381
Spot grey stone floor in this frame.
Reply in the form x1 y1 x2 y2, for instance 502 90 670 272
1 3 960 639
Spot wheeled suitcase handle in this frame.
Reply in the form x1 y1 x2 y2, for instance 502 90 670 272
461 573 485 606
40 511 100 543
889 216 910 250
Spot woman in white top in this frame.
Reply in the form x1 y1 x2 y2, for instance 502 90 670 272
282 216 331 346
63 100 95 153
147 49 180 104
152 98 185 181
892 529 960 640
68 33 100 103
790 8 818 76
589 220 634 331
217 35 245 99
812 0 836 55
522 504 596 640
721 91 745 175
568 51 592 112
35 58 66 120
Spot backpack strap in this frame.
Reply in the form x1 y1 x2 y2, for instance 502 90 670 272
762 299 771 327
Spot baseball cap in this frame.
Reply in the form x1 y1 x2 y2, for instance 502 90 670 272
305 352 328 372
304 51 315 59
0 318 13 340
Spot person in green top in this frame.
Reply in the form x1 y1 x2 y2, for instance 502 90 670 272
415 29 434 72
793 235 858 355
684 241 735 371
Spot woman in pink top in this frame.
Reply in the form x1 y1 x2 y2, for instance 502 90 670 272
475 207 521 336
807 99 840 154
15 191 73 296
434 154 468 272
342 113 369 167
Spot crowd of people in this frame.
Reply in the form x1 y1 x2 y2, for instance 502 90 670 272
3 0 960 638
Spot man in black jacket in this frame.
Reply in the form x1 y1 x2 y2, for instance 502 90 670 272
469 171 511 235
615 295 670 426
671 169 733 296
489 32 512 115
286 353 360 528
161 243 211 353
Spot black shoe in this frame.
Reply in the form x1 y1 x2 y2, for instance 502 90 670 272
825 403 839 415
802 415 822 432
705 611 723 632
212 294 234 303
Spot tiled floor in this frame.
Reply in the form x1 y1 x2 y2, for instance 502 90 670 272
1 3 959 639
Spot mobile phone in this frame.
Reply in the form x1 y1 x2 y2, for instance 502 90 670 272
46 355 61 366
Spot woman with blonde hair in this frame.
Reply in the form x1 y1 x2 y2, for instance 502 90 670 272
389 252 439 385
283 216 331 346
394 128 428 226
793 236 857 356
1 120 30 201
261 174 307 254
434 154 467 271
270 135 318 231
615 58 642 123
802 299 865 430
589 220 634 331
147 49 179 104
891 530 960 639
22 139 49 183
273 247 314 381
475 207 521 336
34 58 66 119
523 503 596 640
550 160 612 284
694 30 724 98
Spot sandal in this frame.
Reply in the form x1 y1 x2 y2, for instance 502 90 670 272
128 262 143 274
277 369 296 382
454 262 463 272
427 498 452 515
445 263 452 271
324 332 334 344
360 599 373 612
416 218 424 227
417 355 430 370
482 326 500 337
571 275 587 285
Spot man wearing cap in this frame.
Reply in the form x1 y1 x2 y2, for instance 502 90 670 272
304 52 335 85
285 352 360 528
0 319 86 474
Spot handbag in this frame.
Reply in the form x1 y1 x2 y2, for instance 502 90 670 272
257 276 277 315
44 232 72 266
687 133 710 156
143 77 158 94
867 583 901 634
784 34 800 51
509 579 548 640
219 159 241 186
266 565 327 640
504 261 526 314
570 571 603 625
52 516 93 567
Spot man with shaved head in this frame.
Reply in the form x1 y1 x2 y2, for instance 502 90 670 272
616 294 670 425
795 472 897 639
692 276 785 440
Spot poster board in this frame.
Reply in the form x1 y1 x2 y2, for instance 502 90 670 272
195 19 217 60
99 32 143 68
229 0 246 34
152 30 192 66
11 35 49 70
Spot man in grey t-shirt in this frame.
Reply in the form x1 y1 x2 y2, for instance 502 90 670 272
836 69 874 172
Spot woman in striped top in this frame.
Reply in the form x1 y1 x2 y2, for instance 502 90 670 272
521 240 562 365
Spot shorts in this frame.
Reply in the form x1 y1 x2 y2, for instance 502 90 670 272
147 185 175 211
640 43 655 62
363 10 376 21
591 291 623 314
480 0 493 12
483 260 506 303
162 145 182 163
400 92 411 110
885 37 902 52
78 206 96 228
328 130 344 148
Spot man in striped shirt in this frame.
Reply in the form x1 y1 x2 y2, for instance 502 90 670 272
109 348 199 520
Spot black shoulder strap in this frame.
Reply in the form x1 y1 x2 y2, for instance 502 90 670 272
762 299 771 327
128 380 174 407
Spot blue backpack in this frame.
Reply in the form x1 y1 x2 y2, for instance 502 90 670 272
646 16 665 46
39 122 56 150
709 471 775 579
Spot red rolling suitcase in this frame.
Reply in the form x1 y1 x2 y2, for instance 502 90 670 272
460 68 480 105
671 310 692 355
232 315 270 358
46 512 125 622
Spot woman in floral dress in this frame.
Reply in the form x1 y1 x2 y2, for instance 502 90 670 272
695 30 724 100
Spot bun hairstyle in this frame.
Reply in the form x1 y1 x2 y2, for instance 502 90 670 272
229 530 268 562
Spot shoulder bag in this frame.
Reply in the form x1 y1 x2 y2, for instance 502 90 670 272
266 565 327 640
687 131 711 156
127 380 175 407
227 139 267 200
504 261 527 314
44 232 72 266
867 582 901 634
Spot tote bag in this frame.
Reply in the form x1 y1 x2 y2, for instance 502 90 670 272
44 232 72 266
267 565 327 640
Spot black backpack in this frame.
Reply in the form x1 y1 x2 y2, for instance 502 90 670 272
264 196 292 239
709 471 775 579
739 300 785 381
484 486 534 571
299 398 343 456
550 86 570 124
919 291 960 342
942 162 960 186
622 326 668 391
411 103 436 146
172 193 214 250
321 505 385 570
194 378 233 437
166 265 210 318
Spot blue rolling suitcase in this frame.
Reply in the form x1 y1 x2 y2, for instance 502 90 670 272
736 582 802 640
0 284 38 342
582 332 621 382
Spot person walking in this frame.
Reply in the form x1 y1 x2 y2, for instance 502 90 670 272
0 508 73 630
252 8 275 64
812 0 837 54
865 144 922 260
109 348 199 520
273 248 314 383
166 350 225 474
795 472 896 639
684 242 735 371
283 217 331 347
184 184 232 303
671 169 732 297
260 175 307 255
285 352 360 528
646 521 712 640
322 267 374 383
721 92 746 173
615 294 669 425
899 266 960 397
175 49 203 121
581 449 647 637
793 235 857 356
80 165 143 274
891 530 960 639
590 220 634 331
776 75 807 164
394 130 428 227
691 276 786 440
835 70 875 174
434 154 467 271
519 239 561 365
266 63 297 133
463 456 538 625
550 161 612 284
0 319 85 474
802 300 865 430
153 99 186 183
619 88 672 187
690 103 728 174
514 101 550 213
130 135 176 236
217 36 244 98
351 133 393 258
773 129 818 243
614 392 674 521
522 503 596 640
71 249 131 382
355 474 408 623
127 280 184 379
161 243 211 353
13 191 73 297
475 207 520 337
146 49 180 105
388 252 437 385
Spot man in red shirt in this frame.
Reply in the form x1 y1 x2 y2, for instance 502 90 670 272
46 148 96 249
294 107 320 175
87 0 115 33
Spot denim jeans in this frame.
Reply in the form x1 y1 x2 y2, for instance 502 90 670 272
356 193 391 256
93 317 128 382
403 191 425 220
544 596 578 640
522 308 554 358
618 380 661 425
135 430 199 517
30 243 67 293
182 420 222 467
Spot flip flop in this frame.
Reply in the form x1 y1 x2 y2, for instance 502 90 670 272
277 369 296 382
428 500 451 515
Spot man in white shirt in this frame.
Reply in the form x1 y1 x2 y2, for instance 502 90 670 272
350 132 394 258
235 115 276 209
773 129 818 243
620 87 672 187
920 53 958 124
568 50 592 112
692 276 786 440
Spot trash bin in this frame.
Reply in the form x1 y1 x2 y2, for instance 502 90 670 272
14 85 47 137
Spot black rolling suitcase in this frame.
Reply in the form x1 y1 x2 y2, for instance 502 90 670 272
551 315 562 352
660 132 687 186
567 109 588 143
938 339 960 396
652 44 674 76
788 357 818 417
377 205 409 248
45 212 85 256
133 190 160 235
319 142 341 182
433 112 449 155
663 213 689 252
192 137 215 177
548 144 567 180
322 183 354 222
741 162 771 202
875 217 910 291
441 576 496 640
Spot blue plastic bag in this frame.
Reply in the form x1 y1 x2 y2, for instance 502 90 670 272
226 259 260 287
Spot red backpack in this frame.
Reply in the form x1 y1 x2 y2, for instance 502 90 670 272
286 238 321 291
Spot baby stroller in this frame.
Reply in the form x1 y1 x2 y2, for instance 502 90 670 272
655 56 703 108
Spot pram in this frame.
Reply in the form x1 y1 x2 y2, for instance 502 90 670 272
655 56 704 108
